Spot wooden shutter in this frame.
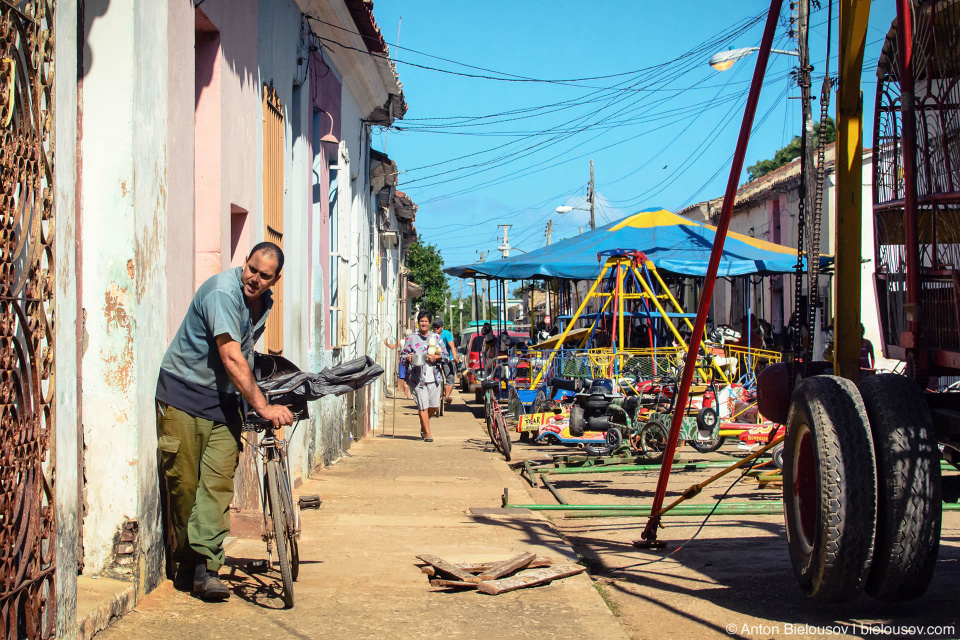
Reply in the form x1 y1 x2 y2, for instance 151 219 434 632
262 84 284 354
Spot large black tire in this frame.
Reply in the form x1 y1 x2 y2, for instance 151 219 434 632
507 387 523 427
495 410 512 462
532 389 547 414
858 374 941 602
569 404 586 437
638 420 670 463
266 459 295 608
783 376 877 603
771 442 784 470
689 436 726 454
585 426 623 456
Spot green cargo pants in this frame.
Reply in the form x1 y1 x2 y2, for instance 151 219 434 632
157 403 240 571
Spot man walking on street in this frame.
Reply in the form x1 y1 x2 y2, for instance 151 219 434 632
156 242 294 601
433 319 458 405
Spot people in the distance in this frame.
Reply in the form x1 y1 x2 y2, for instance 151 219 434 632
402 312 449 441
396 329 412 400
482 333 500 379
433 319 458 406
535 321 551 344
860 324 876 372
155 242 293 601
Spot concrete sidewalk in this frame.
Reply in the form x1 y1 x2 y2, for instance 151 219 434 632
99 391 628 639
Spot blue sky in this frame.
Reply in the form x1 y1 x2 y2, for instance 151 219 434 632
368 1 896 278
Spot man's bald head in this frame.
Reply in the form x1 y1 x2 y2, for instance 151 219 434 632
248 241 284 274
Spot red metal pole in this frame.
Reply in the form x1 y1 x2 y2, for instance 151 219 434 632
896 0 922 356
638 0 784 546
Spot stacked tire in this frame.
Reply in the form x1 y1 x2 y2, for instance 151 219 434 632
782 375 940 603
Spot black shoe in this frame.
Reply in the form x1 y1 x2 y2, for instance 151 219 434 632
173 562 196 591
193 566 231 601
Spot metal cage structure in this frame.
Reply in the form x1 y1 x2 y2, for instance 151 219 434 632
0 1 57 638
873 0 960 371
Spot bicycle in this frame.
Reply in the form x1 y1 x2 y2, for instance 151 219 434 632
242 401 309 609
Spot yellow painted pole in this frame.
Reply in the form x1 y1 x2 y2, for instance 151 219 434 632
833 0 871 381
648 263 696 333
528 259 613 389
617 263 626 349
631 264 728 384
646 262 730 383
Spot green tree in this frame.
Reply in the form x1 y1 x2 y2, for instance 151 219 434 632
746 117 837 181
405 240 449 317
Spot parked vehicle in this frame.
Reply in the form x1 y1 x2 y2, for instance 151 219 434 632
461 330 531 398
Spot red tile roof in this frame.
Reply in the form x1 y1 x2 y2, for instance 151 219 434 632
343 0 387 54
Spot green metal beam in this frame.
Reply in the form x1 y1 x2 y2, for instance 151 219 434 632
504 501 960 517
532 460 748 475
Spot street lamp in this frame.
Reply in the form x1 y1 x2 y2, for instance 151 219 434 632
708 46 798 71
556 204 595 231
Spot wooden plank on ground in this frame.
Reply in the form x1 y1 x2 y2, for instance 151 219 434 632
429 579 479 589
477 564 586 595
416 555 480 583
455 555 554 574
477 552 537 581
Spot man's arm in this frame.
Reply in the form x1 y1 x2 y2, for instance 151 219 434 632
216 334 293 427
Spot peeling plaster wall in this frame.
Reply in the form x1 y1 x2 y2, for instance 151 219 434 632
78 0 171 585
79 0 140 575
132 0 170 594
54 1 80 635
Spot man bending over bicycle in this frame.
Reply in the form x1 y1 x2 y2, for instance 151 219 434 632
155 242 293 601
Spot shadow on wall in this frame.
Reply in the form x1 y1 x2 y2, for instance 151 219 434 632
82 0 259 94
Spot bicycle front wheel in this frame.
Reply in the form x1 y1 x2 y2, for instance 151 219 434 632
266 459 295 608
494 409 512 462
277 461 300 582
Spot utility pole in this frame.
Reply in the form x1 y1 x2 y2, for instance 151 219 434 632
796 0 815 313
589 159 596 231
478 251 487 322
544 218 553 322
497 224 513 258
458 280 463 336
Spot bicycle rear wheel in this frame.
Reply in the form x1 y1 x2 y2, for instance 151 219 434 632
266 459 295 608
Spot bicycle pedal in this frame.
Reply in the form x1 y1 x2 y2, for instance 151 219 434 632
247 559 269 574
298 495 322 510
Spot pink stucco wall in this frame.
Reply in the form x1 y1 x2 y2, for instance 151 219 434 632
194 20 222 289
166 0 197 340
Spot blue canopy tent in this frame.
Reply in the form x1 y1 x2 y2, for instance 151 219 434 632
444 208 824 280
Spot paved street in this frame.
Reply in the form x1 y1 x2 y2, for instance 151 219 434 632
98 392 627 640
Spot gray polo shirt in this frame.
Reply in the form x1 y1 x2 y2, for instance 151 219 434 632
156 266 273 423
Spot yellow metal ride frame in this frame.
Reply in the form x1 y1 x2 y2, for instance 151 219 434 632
528 252 732 390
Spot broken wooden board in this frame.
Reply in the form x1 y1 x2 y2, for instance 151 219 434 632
416 554 481 583
477 552 537 581
429 579 478 589
454 555 554 573
477 564 586 595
